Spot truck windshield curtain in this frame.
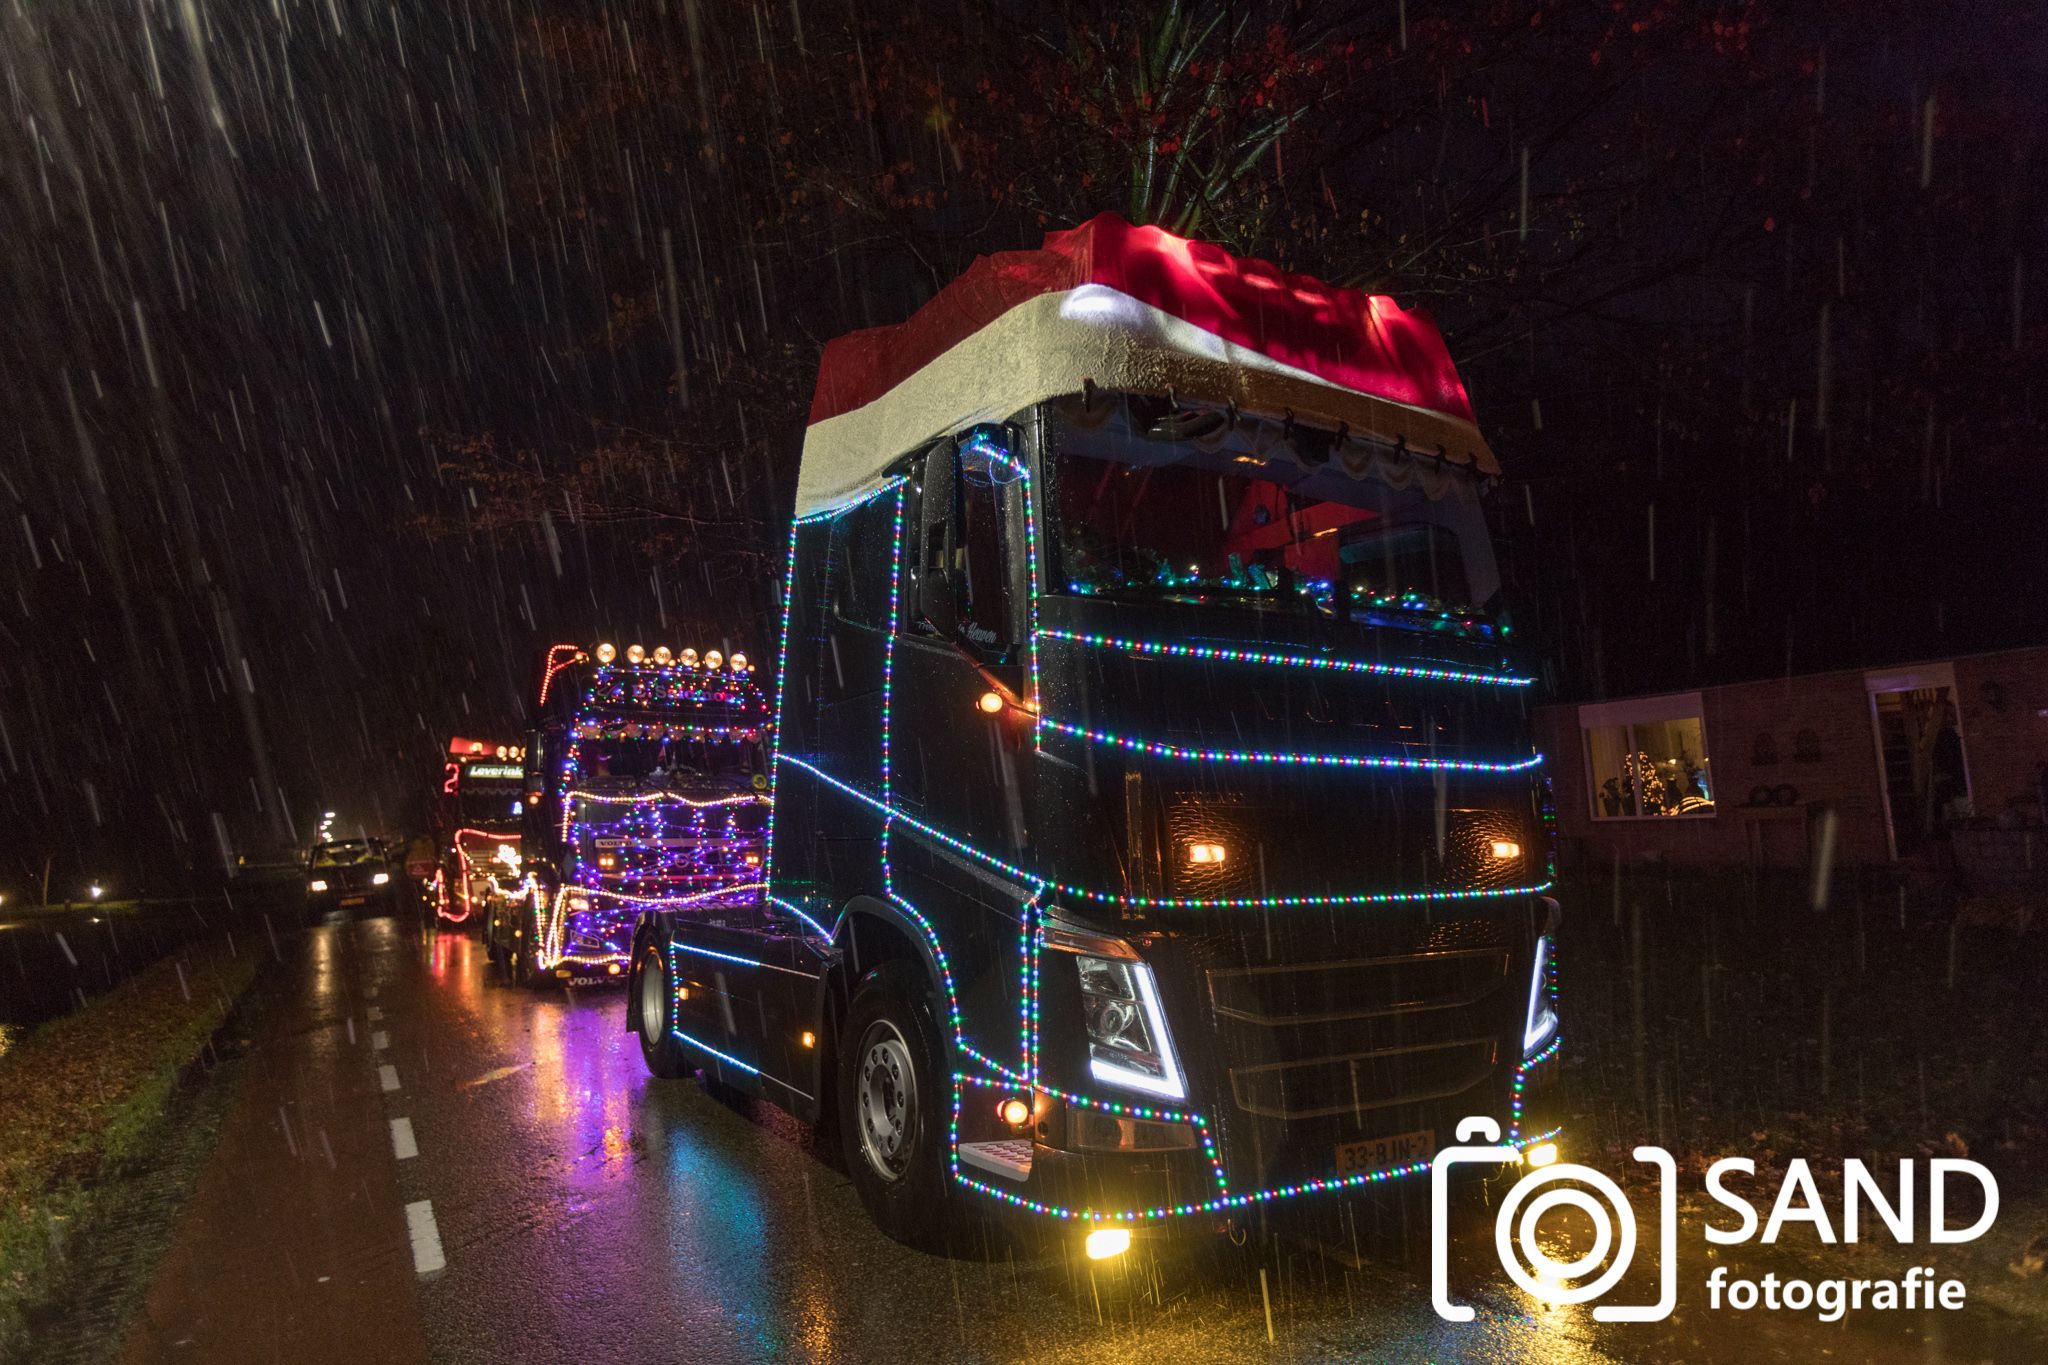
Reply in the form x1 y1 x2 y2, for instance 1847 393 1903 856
1048 426 1498 629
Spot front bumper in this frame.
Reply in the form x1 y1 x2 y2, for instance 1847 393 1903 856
951 1039 1563 1225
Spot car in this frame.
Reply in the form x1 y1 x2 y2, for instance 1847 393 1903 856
305 839 401 917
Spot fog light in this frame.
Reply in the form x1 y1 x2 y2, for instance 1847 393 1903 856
998 1097 1031 1128
1186 841 1227 866
1084 1227 1132 1261
1526 1142 1560 1168
977 690 1004 715
626 643 646 663
1489 839 1522 860
595 642 617 663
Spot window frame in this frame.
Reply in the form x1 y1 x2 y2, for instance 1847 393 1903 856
1578 692 1717 822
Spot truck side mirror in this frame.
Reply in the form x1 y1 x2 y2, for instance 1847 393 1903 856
917 448 960 636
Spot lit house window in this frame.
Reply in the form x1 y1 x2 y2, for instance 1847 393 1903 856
1580 693 1715 820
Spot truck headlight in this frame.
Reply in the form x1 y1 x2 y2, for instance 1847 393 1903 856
1076 955 1185 1100
309 879 328 892
1523 933 1558 1054
372 871 391 886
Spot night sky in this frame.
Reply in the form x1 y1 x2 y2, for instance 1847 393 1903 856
2 0 2042 893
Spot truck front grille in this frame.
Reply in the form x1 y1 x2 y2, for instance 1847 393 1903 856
1174 920 1521 1191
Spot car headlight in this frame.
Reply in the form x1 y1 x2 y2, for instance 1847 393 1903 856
372 871 391 886
1523 933 1558 1053
309 879 328 892
1076 955 1185 1100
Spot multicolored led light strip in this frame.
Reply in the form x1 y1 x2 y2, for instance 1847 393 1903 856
1037 717 1543 772
558 790 766 843
1510 1037 1563 1140
779 751 1552 910
947 1041 1567 1223
766 893 834 941
669 937 821 978
1034 627 1533 687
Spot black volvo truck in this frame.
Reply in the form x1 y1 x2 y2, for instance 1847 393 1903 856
626 213 1563 1258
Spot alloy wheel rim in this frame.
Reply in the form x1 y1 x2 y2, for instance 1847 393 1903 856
856 1022 917 1182
640 952 667 1046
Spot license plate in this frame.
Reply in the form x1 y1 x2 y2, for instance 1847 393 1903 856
341 896 366 906
1335 1127 1436 1176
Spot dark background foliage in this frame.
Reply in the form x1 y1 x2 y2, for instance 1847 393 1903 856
1 0 2041 892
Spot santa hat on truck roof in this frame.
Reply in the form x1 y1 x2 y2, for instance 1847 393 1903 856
797 213 1493 519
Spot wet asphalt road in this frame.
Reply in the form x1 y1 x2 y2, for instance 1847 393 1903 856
113 912 2042 1364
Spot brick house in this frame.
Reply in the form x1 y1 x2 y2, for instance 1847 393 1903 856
1533 644 2048 883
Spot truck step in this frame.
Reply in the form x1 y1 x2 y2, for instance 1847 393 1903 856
957 1139 1034 1182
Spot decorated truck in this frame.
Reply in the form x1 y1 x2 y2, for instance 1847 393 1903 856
432 736 528 929
625 214 1563 1258
487 643 771 986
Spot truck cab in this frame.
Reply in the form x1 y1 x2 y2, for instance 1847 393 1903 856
495 643 771 987
433 737 527 930
627 214 1563 1255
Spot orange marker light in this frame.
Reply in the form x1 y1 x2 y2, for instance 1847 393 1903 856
606 962 622 976
1187 842 1228 866
800 1031 816 1049
977 690 1005 715
1489 839 1522 860
998 1097 1031 1128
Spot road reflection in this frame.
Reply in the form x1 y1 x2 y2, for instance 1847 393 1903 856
410 925 2004 1365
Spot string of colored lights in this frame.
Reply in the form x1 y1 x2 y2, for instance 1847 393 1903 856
536 643 587 706
669 937 822 978
558 790 766 843
947 1042 1566 1224
1037 717 1544 773
951 1071 1228 1193
766 893 834 942
1034 627 1533 688
761 520 805 888
780 751 1551 910
1510 1036 1563 1140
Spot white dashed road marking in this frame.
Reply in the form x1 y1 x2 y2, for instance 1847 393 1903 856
404 1200 446 1275
370 1030 389 1052
390 1117 418 1160
378 1064 400 1093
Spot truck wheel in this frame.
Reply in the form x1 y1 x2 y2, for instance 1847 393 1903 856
837 962 955 1250
635 940 691 1079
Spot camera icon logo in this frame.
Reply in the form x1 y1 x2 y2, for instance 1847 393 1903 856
1430 1117 1676 1323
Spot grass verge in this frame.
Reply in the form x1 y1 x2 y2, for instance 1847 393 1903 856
0 937 257 1355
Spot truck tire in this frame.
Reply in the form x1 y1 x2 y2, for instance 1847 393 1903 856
837 961 956 1250
634 940 691 1079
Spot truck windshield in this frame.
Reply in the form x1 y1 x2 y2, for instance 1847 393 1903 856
1048 410 1499 634
457 787 522 822
572 732 764 786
